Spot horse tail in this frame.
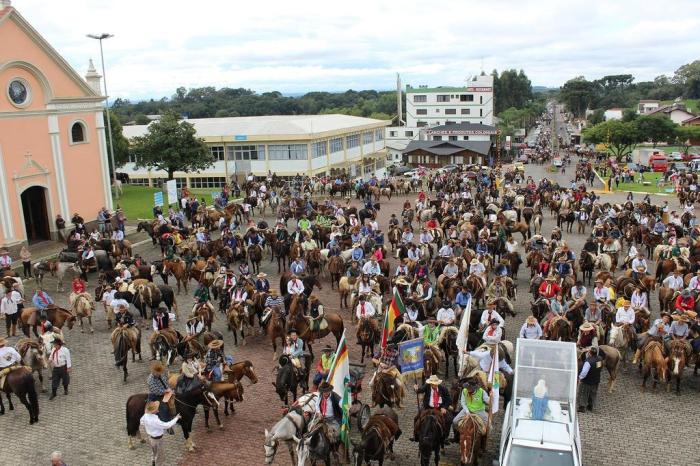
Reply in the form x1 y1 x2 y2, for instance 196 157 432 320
654 261 663 283
24 371 39 419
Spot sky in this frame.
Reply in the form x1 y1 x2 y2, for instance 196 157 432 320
12 0 700 101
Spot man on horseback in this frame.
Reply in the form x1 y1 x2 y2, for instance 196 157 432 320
193 282 214 316
615 300 636 348
577 322 598 349
469 258 487 289
411 375 452 443
312 346 334 390
307 295 326 331
32 287 55 322
482 319 503 344
283 328 305 371
633 313 670 363
204 340 225 382
631 252 648 281
0 338 21 389
674 289 695 315
452 379 489 443
436 300 456 327
255 272 270 293
356 295 378 333
479 300 504 332
311 381 342 444
147 361 175 426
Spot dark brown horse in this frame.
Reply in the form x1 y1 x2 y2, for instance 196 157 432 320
248 244 263 274
19 306 75 337
0 366 39 424
112 326 142 381
287 294 343 359
266 307 287 360
327 256 344 289
356 317 378 364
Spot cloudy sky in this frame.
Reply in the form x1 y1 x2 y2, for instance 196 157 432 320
13 0 700 101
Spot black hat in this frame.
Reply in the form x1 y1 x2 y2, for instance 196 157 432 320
287 328 298 335
319 381 333 393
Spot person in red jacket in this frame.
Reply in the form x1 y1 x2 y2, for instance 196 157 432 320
71 277 87 295
674 289 695 314
538 275 561 299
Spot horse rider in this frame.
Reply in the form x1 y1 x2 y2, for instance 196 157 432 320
577 321 598 349
193 282 214 315
479 300 505 331
486 276 512 313
311 381 342 444
0 337 22 386
674 289 695 315
312 345 334 390
465 345 514 376
361 256 382 277
592 280 609 304
687 270 700 296
419 228 434 247
204 340 225 382
255 272 270 293
411 375 452 444
442 258 459 280
538 275 561 301
356 294 378 331
152 306 170 332
469 258 487 288
570 280 588 312
413 276 434 316
482 319 503 344
519 315 543 340
668 314 692 354
290 257 305 276
631 252 648 280
452 379 489 443
436 300 456 327
308 295 325 331
115 304 136 329
455 286 471 314
555 255 572 284
438 241 453 259
147 361 175 426
633 313 671 363
283 328 305 374
32 287 55 322
615 300 636 347
395 258 410 278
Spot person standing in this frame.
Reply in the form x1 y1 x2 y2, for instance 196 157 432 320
1 284 22 337
49 338 71 400
0 249 12 273
140 401 181 466
19 246 31 279
577 346 603 413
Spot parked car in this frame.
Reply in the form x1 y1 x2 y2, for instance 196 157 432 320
670 151 683 161
437 164 459 173
403 169 420 177
390 165 412 175
552 158 563 167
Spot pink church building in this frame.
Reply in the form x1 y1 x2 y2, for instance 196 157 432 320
0 1 112 247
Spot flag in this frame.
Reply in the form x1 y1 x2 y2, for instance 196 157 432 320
381 290 406 348
456 294 472 375
487 343 500 414
326 331 350 449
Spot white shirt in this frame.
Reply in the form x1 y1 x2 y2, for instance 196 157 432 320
482 325 503 344
631 291 647 308
140 413 180 437
615 307 635 325
0 256 11 267
688 276 700 291
287 279 304 295
519 323 543 339
102 289 117 306
663 275 683 290
356 301 376 319
358 281 372 295
438 245 452 257
0 347 22 368
1 290 21 315
112 230 124 241
407 249 420 261
470 263 485 275
419 233 433 244
505 241 517 253
362 262 382 275
49 346 72 368
469 349 513 374
111 298 129 312
479 309 504 328
436 307 455 325
631 258 647 272
315 394 335 419
593 287 609 301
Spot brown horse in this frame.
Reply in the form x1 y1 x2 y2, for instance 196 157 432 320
227 302 250 346
306 248 322 276
112 239 133 259
19 306 75 337
667 340 688 395
266 307 287 360
465 274 485 308
657 286 676 314
371 369 405 408
111 326 142 382
641 341 667 391
457 413 486 466
356 317 379 364
352 412 401 465
163 259 189 294
208 360 259 418
16 338 48 392
287 294 344 358
72 294 94 333
0 366 39 424
193 303 214 332
546 317 571 341
327 256 344 289
248 244 263 274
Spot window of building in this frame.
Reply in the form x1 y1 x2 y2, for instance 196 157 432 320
363 131 373 144
70 121 86 144
433 136 442 141
127 152 138 164
175 178 187 189
413 95 427 103
417 121 428 127
463 136 469 141
190 177 226 188
436 95 450 102
461 108 470 115
416 109 427 115
268 144 308 160
210 145 225 161
444 108 456 115
129 177 150 186
405 131 414 137
389 131 397 137
330 137 344 152
346 134 360 149
480 95 483 104
435 108 440 113
231 145 264 161
312 141 328 159
460 94 474 102
374 129 384 141
449 136 458 141
480 109 483 117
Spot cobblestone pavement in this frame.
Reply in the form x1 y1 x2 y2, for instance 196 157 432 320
2 158 699 466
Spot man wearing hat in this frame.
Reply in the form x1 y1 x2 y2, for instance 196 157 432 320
411 375 452 443
577 322 598 349
633 313 671 364
48 338 71 400
631 252 648 280
538 275 561 300
254 272 270 293
436 300 456 327
674 289 695 315
313 381 342 442
482 319 503 344
519 316 543 340
419 228 434 246
423 319 440 346
0 337 22 386
479 300 504 331
312 346 334 390
578 346 603 413
442 258 459 280
662 270 684 295
361 256 382 277
290 256 305 276
147 361 174 423
592 280 609 303
452 378 490 442
283 328 305 370
204 339 225 382
615 300 637 346
394 259 410 278
140 401 181 466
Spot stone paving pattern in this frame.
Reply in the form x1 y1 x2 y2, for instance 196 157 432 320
2 160 699 466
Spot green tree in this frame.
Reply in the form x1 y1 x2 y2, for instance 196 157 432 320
674 125 700 154
131 111 213 180
621 109 638 122
635 115 677 147
583 120 642 161
672 60 700 98
560 77 598 118
106 111 131 168
588 109 605 125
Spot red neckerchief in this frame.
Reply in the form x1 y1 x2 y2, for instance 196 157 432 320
431 387 440 407
487 326 497 336
360 303 366 317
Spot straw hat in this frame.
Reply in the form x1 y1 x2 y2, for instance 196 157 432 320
545 274 556 281
395 277 409 286
150 361 165 375
677 314 691 323
145 401 160 414
426 375 443 385
685 310 698 319
526 316 537 325
580 322 594 331
208 339 224 350
257 272 267 279
486 299 496 307
470 258 479 265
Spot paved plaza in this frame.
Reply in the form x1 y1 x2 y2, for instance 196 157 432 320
2 159 699 466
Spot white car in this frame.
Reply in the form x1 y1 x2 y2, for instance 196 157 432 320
670 152 683 161
553 158 563 167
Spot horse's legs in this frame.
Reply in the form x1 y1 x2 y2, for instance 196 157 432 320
38 370 46 393
0 393 4 415
6 393 13 411
204 407 211 431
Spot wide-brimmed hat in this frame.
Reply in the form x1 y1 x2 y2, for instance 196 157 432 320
208 339 223 350
257 272 267 279
470 258 479 265
353 243 361 248
181 362 197 378
486 298 496 307
309 295 319 302
151 361 165 374
594 279 603 284
677 314 690 323
622 300 631 306
686 310 698 319
426 375 442 385
395 277 409 286
53 338 63 346
145 401 160 414
580 322 594 331
287 328 298 335
319 381 333 393
635 266 646 271
546 275 556 281
526 316 537 325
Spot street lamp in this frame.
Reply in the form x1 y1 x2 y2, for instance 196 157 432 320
86 33 116 184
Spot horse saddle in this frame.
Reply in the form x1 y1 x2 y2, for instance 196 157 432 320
306 316 328 331
0 365 25 391
175 375 202 396
459 412 487 435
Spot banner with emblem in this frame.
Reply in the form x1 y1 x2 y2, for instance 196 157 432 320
398 338 424 376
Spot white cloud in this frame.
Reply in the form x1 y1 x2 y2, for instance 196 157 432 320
12 0 700 99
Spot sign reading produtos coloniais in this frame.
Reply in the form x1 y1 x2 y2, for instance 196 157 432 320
465 87 492 92
426 128 498 136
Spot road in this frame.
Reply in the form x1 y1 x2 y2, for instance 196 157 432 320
1 163 698 466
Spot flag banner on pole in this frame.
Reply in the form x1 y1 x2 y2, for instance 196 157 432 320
381 290 406 348
398 338 424 376
488 343 500 414
326 331 350 449
456 295 472 375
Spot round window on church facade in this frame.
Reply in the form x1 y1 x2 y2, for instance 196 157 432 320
8 78 30 107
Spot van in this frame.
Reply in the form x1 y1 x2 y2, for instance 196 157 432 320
648 154 668 172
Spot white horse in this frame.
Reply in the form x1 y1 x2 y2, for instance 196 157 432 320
594 253 613 272
264 393 316 464
608 325 630 363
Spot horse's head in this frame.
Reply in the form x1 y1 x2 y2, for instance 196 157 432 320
243 360 259 384
263 429 279 464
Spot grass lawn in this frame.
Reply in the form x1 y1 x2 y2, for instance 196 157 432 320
113 185 226 220
611 172 674 194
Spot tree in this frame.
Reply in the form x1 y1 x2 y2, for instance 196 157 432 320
635 115 678 147
583 120 642 161
588 109 605 125
492 69 533 114
672 60 700 98
133 114 150 125
674 125 700 154
131 111 213 180
621 109 638 122
106 111 131 168
560 77 598 118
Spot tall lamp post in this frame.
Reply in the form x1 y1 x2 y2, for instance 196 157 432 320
87 33 116 184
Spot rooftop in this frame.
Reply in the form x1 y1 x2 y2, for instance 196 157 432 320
403 140 491 156
122 114 389 139
426 122 497 134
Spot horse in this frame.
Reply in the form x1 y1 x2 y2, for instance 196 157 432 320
193 303 214 332
357 317 379 364
287 294 341 359
264 407 309 465
72 294 94 333
608 324 632 365
327 256 344 289
273 355 308 406
0 366 39 424
163 259 189 294
667 340 688 395
296 419 340 466
273 240 291 273
112 326 142 382
437 326 459 378
457 413 486 466
19 306 75 338
266 307 287 359
351 410 401 466
578 251 595 285
417 409 444 466
16 338 48 393
641 341 667 391
248 244 263 274
226 302 251 346
371 369 405 408
546 317 571 342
